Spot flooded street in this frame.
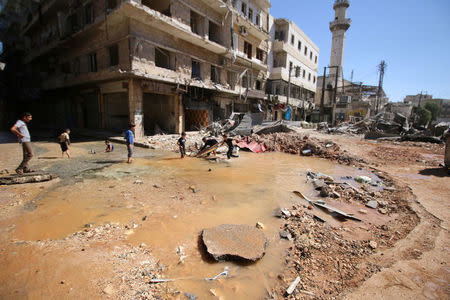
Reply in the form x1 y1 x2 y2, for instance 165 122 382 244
1 139 374 299
0 134 447 300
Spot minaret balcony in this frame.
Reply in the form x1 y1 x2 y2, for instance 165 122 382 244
333 0 350 9
329 19 351 31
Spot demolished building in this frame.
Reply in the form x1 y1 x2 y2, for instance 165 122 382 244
7 0 271 137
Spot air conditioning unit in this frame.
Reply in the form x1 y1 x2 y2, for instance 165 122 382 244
340 95 352 103
240 26 248 36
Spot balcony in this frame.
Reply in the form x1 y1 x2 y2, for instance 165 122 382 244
272 41 318 71
233 50 267 71
329 18 351 31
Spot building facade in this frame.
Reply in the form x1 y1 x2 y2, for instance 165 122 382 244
267 17 319 121
15 0 271 137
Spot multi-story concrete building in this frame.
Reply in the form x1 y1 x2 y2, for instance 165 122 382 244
267 17 319 121
17 0 270 137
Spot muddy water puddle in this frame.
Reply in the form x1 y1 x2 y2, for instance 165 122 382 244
10 151 382 299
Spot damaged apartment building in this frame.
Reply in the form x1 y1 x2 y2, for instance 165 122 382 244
17 0 271 137
267 18 319 121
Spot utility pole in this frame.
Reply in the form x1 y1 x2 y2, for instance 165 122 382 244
376 60 386 114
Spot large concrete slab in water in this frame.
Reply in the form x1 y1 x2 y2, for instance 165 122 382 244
201 224 268 262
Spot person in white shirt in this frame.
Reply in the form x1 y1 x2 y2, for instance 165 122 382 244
10 112 33 174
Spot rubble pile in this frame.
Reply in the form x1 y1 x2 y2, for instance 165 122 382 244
271 174 419 299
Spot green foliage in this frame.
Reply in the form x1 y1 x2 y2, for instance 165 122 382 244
415 106 432 126
424 102 440 121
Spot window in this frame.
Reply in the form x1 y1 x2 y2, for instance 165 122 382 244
109 44 119 66
298 41 301 50
209 21 221 44
155 47 173 70
315 55 317 63
88 52 97 72
191 60 201 79
310 51 313 60
241 2 247 15
289 61 293 70
248 8 253 21
84 2 93 25
190 10 201 35
304 46 308 55
255 14 260 26
291 34 294 45
313 76 316 83
107 0 118 10
256 80 262 90
227 71 235 88
256 48 264 61
211 65 220 83
308 73 311 81
72 58 80 76
302 69 305 78
244 41 252 59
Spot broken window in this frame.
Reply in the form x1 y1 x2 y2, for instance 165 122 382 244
211 65 220 84
109 44 119 66
191 60 201 79
255 14 260 26
313 76 316 83
190 10 201 35
256 48 264 62
107 0 118 10
155 47 173 70
256 80 262 90
275 30 284 41
248 8 253 21
142 0 171 16
304 46 308 56
303 69 306 78
308 73 311 81
315 55 317 63
88 52 97 72
298 41 301 50
310 51 313 60
209 21 221 45
241 2 247 15
85 2 93 24
244 41 252 59
291 34 294 45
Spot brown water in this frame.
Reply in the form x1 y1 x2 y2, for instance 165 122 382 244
11 151 379 299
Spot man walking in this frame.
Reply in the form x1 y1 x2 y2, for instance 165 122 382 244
10 112 34 174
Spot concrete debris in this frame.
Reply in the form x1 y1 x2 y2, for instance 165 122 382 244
134 180 144 184
256 222 265 230
280 208 292 218
184 292 198 300
205 267 230 281
201 224 268 262
286 276 301 295
103 284 115 295
365 200 378 209
0 173 55 185
355 176 371 184
279 230 293 241
369 241 378 249
312 179 326 190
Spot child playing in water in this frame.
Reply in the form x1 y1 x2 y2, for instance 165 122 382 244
177 132 186 158
104 140 114 152
58 128 71 158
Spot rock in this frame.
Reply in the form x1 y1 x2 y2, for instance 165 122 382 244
312 179 326 190
273 208 283 218
201 224 268 262
359 209 368 214
153 184 162 188
279 230 293 241
134 180 144 184
366 200 378 209
379 208 388 214
378 200 388 207
281 208 291 218
320 186 331 197
256 222 265 230
369 241 378 249
103 284 115 295
355 176 372 184
301 149 312 156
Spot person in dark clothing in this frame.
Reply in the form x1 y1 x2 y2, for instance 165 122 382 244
220 134 238 159
177 131 187 158
200 137 218 156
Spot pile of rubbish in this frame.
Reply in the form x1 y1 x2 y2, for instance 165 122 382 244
323 112 447 144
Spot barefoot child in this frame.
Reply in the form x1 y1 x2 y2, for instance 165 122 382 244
104 140 114 152
58 128 71 158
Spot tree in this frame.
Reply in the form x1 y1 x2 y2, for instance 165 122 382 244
415 106 432 126
424 102 440 122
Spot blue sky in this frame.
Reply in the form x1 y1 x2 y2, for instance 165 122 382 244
270 0 450 102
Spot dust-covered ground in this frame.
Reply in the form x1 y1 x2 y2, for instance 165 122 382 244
0 130 448 299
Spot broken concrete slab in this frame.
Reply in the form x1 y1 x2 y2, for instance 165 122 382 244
0 173 55 185
365 200 378 209
312 179 326 190
201 224 268 262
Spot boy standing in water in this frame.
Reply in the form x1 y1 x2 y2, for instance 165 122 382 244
125 124 135 163
58 128 71 158
10 112 34 174
177 132 186 158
